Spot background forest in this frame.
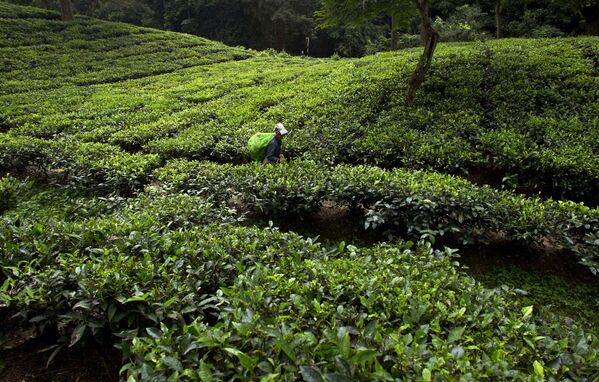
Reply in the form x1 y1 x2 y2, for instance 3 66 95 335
6 0 599 56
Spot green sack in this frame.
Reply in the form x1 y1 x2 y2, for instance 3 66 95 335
247 133 274 161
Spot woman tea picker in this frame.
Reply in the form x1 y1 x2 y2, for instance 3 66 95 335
247 123 289 164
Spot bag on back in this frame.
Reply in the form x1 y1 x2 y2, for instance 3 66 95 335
247 133 274 161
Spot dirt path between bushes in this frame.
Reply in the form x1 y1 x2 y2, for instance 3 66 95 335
0 337 120 382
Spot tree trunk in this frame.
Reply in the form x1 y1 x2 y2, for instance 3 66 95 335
495 0 503 38
88 0 99 13
581 5 599 35
419 18 430 46
406 0 438 106
59 0 74 22
276 22 286 51
391 15 398 50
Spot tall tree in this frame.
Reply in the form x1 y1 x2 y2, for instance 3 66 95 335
562 0 599 35
495 0 504 37
241 0 318 51
316 0 416 50
58 0 74 21
317 0 438 106
581 5 599 35
406 0 438 106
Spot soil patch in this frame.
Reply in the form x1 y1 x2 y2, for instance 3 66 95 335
263 202 598 286
252 201 380 245
457 239 598 286
467 166 503 188
0 338 120 382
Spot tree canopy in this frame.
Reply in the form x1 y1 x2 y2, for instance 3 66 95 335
315 0 417 49
7 0 597 56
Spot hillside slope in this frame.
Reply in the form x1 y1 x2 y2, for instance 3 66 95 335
0 1 598 204
2 3 599 381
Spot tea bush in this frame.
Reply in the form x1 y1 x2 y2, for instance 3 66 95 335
0 133 50 172
46 141 160 194
1 6 596 202
2 201 598 380
122 242 599 380
156 160 599 272
0 194 320 363
0 135 159 194
0 2 59 19
0 175 22 213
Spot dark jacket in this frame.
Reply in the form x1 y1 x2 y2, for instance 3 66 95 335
265 137 281 163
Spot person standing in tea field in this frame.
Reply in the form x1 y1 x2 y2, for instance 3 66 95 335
247 123 289 164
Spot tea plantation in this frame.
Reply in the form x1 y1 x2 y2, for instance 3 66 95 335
1 2 598 380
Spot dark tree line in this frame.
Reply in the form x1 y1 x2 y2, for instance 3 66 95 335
9 0 599 56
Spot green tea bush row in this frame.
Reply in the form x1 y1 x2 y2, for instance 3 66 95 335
477 39 599 203
0 133 49 171
0 17 251 93
0 2 59 19
489 39 596 127
0 46 250 94
1 57 307 141
0 194 317 362
1 4 597 202
2 198 598 380
122 241 599 380
0 133 159 194
1 34 215 73
351 110 485 174
156 160 328 216
156 160 599 273
479 127 599 205
47 141 160 194
0 175 21 213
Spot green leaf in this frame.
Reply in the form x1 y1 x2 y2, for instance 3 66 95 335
69 323 86 347
198 360 213 382
29 314 48 323
233 321 251 336
183 342 201 356
300 366 323 382
522 305 533 318
325 373 351 382
422 368 432 382
448 326 465 343
73 300 92 310
162 356 182 371
107 303 117 322
352 347 377 365
533 360 544 377
224 348 256 370
125 293 149 303
146 327 162 339
335 356 351 375
260 374 280 382
45 344 64 368
450 346 465 359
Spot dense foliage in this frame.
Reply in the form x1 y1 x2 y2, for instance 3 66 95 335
1 5 597 203
0 175 22 212
1 191 598 380
5 0 598 56
156 159 599 273
0 3 598 380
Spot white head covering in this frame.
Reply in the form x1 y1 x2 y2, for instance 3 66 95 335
274 122 288 135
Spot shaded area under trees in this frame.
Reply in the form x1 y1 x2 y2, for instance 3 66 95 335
7 0 598 56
